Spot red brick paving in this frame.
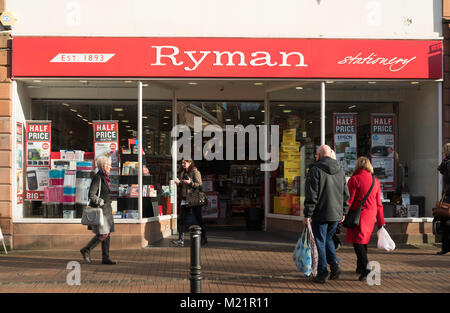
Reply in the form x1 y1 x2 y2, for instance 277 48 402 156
0 233 449 293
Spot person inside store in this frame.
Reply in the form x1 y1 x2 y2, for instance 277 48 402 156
345 157 385 280
80 156 116 265
171 158 207 247
436 143 450 255
303 144 349 284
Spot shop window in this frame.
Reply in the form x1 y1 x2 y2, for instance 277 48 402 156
22 97 173 220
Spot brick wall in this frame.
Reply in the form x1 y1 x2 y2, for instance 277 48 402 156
0 32 12 246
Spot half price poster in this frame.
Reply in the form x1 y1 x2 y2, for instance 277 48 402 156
333 113 357 177
93 121 120 196
25 121 51 200
371 113 396 191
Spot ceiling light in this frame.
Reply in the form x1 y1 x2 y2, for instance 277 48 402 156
188 82 198 85
163 116 169 119
122 120 129 123
325 81 334 84
411 81 420 85
33 80 41 83
249 116 255 120
254 82 264 86
79 80 88 83
70 109 77 112
165 109 172 112
88 122 93 125
62 103 70 107
295 86 303 90
125 125 131 128
143 116 148 119
283 110 292 113
83 119 88 122
127 129 133 132
278 104 286 107
124 80 133 83
368 81 377 84
261 110 265 113
163 122 168 125
114 108 123 112
308 121 313 124
348 105 357 109
225 118 232 122
77 114 83 118
142 84 149 87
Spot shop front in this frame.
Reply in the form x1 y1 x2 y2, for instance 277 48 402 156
10 36 443 249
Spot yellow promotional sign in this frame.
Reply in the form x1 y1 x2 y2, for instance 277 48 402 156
282 129 297 143
284 160 300 182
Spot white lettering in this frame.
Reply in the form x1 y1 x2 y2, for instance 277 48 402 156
249 51 278 67
184 51 211 71
151 46 183 66
279 52 308 67
213 51 247 66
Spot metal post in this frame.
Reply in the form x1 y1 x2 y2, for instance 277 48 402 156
189 225 202 293
264 91 270 232
321 81 326 145
138 81 143 220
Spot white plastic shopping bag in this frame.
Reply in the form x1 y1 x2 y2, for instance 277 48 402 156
377 226 396 251
293 224 318 277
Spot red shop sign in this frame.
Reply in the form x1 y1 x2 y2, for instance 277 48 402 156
12 37 442 79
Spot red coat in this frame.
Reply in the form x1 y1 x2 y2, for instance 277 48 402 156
345 169 385 244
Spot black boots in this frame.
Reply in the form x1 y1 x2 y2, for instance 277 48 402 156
171 233 185 247
80 235 116 265
101 236 116 265
80 236 100 264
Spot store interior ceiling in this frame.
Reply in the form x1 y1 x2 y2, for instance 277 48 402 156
22 78 427 138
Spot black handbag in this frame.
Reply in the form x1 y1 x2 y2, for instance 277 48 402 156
343 175 375 228
186 187 208 207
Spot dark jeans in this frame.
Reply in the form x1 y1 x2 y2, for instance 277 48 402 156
353 243 368 272
178 205 207 240
311 221 340 278
441 217 450 252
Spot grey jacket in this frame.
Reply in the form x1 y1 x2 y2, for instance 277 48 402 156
304 157 350 223
88 172 115 233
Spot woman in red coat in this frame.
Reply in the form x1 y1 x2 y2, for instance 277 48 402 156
345 157 385 281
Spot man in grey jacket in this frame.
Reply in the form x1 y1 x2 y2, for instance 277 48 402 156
304 145 349 283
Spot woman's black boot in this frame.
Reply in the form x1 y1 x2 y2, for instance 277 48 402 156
101 236 116 265
80 236 100 264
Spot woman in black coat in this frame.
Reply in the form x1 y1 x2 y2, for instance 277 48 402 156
436 143 450 255
80 156 116 264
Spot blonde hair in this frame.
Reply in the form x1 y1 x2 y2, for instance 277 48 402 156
443 143 450 158
354 156 374 174
96 156 112 170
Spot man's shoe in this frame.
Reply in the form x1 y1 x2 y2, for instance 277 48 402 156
329 264 342 280
358 269 371 281
171 239 184 247
80 248 92 264
436 250 449 255
312 275 328 284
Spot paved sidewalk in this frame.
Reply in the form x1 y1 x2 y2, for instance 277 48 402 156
0 226 449 293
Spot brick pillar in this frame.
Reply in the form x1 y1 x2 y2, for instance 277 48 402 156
0 32 12 247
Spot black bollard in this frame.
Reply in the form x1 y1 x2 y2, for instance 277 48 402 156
189 225 202 293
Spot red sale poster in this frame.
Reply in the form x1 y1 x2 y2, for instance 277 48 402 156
25 121 51 200
333 113 358 177
371 113 396 191
93 121 119 197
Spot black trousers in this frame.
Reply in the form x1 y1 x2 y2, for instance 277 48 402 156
441 217 450 252
178 205 207 240
353 243 368 271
